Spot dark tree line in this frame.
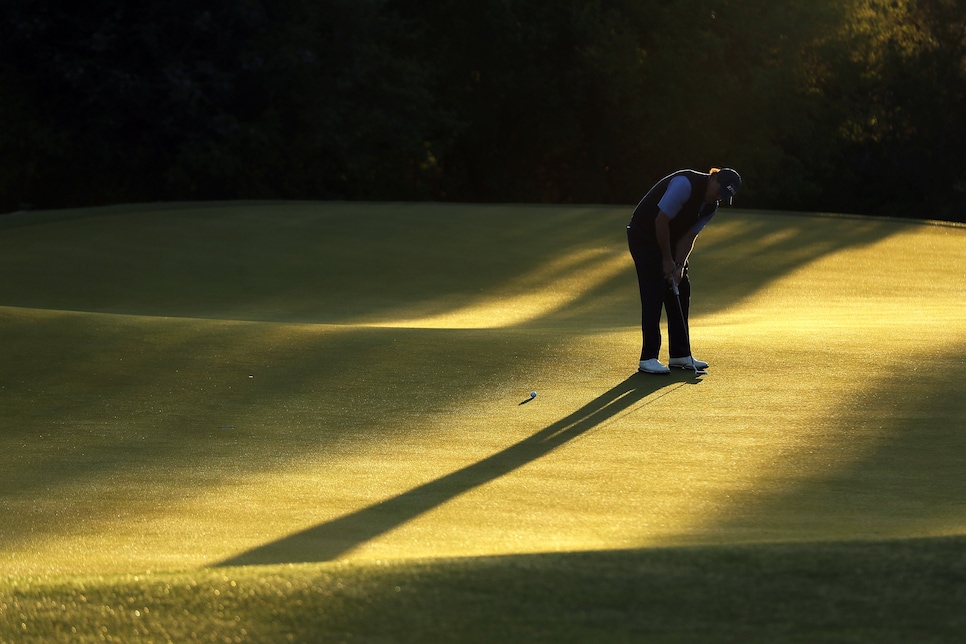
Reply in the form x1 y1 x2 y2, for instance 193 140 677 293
1 0 964 221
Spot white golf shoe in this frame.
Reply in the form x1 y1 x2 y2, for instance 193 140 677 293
669 356 709 370
638 358 671 374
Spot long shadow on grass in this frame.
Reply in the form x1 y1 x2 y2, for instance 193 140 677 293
216 371 694 567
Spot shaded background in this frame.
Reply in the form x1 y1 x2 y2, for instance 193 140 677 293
1 0 964 221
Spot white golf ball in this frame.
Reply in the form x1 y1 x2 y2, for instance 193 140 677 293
530 391 537 398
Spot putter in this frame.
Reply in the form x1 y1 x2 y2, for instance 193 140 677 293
670 281 707 376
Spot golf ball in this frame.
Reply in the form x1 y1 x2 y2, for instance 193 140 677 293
530 391 537 398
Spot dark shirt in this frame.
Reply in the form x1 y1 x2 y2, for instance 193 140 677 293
627 170 718 248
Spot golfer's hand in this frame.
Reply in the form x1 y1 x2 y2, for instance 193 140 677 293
663 259 681 284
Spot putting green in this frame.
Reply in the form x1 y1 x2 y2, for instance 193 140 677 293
1 202 964 580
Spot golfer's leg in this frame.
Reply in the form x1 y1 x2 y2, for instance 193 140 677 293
628 235 665 361
666 274 691 358
638 269 665 360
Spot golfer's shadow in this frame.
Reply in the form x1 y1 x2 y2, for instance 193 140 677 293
215 371 691 568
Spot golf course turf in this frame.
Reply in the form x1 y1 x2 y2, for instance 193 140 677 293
1 202 964 642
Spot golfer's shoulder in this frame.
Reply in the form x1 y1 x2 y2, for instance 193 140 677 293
667 175 692 193
662 175 692 204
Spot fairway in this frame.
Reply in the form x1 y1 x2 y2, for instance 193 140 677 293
1 202 965 642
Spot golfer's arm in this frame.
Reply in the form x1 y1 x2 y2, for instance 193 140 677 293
674 230 699 265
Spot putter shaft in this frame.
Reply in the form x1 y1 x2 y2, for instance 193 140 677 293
670 281 706 376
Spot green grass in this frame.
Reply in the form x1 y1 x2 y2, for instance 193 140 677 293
5 538 966 643
1 202 965 642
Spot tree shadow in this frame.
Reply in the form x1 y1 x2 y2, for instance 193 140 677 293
0 205 908 329
215 371 696 567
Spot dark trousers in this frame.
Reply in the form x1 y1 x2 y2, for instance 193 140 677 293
627 228 692 361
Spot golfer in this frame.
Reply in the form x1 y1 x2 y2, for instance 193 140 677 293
627 167 742 374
